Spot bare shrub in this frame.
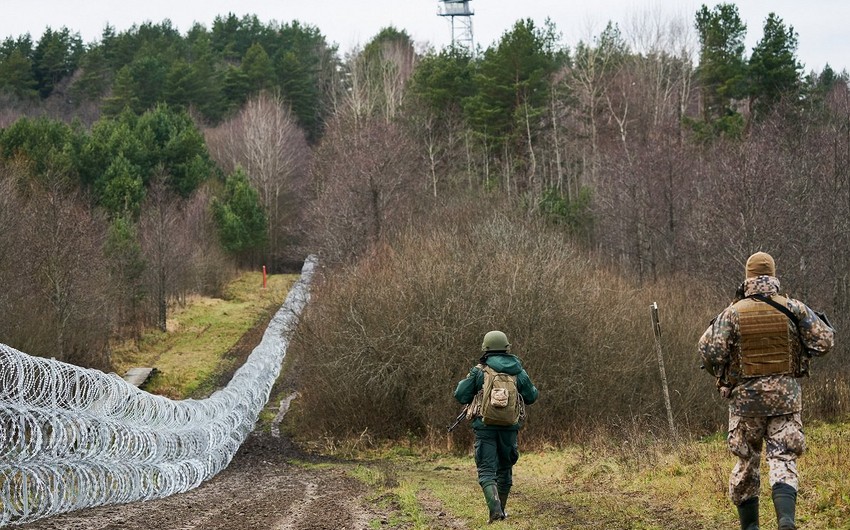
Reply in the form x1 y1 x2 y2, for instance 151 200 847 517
288 205 727 446
806 375 850 421
181 185 233 297
0 175 115 369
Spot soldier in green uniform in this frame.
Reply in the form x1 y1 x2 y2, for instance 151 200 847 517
454 330 539 524
699 252 834 530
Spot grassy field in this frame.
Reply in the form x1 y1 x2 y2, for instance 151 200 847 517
111 271 297 398
312 421 850 529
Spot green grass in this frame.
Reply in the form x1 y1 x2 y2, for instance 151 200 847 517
333 421 850 529
111 271 297 398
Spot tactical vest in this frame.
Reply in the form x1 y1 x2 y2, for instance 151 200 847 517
733 296 793 378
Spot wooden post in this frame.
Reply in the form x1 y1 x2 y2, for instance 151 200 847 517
650 302 676 439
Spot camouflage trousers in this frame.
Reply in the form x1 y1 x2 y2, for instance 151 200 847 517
727 411 805 505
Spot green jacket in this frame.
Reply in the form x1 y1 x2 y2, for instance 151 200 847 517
454 353 539 431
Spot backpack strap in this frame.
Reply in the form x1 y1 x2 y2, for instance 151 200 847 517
749 294 798 326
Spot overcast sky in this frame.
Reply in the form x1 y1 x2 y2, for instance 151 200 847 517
1 0 847 73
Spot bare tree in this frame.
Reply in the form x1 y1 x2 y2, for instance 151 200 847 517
182 185 233 296
564 23 625 185
310 115 422 263
205 91 311 269
139 175 189 332
378 38 417 123
578 11 698 280
334 47 378 128
15 179 113 367
333 36 418 129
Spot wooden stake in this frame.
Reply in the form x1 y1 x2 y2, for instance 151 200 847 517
651 302 677 439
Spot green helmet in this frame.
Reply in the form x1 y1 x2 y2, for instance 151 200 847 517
481 330 510 352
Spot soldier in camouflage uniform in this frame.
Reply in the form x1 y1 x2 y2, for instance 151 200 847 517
699 252 834 530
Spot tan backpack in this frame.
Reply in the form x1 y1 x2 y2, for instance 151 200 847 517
473 364 524 426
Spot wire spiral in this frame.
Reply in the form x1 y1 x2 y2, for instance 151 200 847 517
0 256 316 527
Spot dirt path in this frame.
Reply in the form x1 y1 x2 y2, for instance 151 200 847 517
18 434 376 530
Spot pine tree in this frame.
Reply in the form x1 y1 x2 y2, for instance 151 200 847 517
748 12 801 119
694 3 748 129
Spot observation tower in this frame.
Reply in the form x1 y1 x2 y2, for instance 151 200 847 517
438 0 474 53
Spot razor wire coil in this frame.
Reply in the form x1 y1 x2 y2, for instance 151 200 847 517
0 256 317 527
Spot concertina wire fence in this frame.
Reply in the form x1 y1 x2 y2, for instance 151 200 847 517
0 256 317 527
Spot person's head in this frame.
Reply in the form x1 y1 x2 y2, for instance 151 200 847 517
745 251 776 279
481 330 510 353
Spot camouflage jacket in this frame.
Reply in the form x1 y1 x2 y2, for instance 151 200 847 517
699 275 834 416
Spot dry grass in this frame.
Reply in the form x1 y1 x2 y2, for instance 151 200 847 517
332 421 850 529
111 271 296 398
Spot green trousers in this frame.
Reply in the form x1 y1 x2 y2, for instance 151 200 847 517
474 428 519 494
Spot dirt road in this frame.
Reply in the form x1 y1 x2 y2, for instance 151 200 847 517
18 434 379 530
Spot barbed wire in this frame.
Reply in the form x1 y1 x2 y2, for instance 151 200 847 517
0 256 317 527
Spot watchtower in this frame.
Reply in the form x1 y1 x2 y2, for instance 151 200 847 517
438 0 474 52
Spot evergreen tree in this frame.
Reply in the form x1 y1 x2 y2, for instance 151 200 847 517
78 105 214 211
409 47 476 114
31 26 83 98
694 3 748 134
104 214 147 332
274 21 337 142
134 104 216 197
748 12 802 119
102 56 168 115
212 167 267 259
222 64 251 113
0 117 79 181
70 45 113 103
463 19 562 166
102 66 138 116
0 47 38 100
165 58 197 109
242 43 275 94
99 153 145 217
78 112 144 191
185 31 226 121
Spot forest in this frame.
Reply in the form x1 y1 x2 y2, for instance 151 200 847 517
0 3 848 442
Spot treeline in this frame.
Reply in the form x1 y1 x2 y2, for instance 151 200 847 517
0 15 335 140
0 4 848 439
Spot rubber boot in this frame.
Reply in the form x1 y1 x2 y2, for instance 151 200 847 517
482 484 504 523
772 483 797 530
737 497 760 530
498 490 509 519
